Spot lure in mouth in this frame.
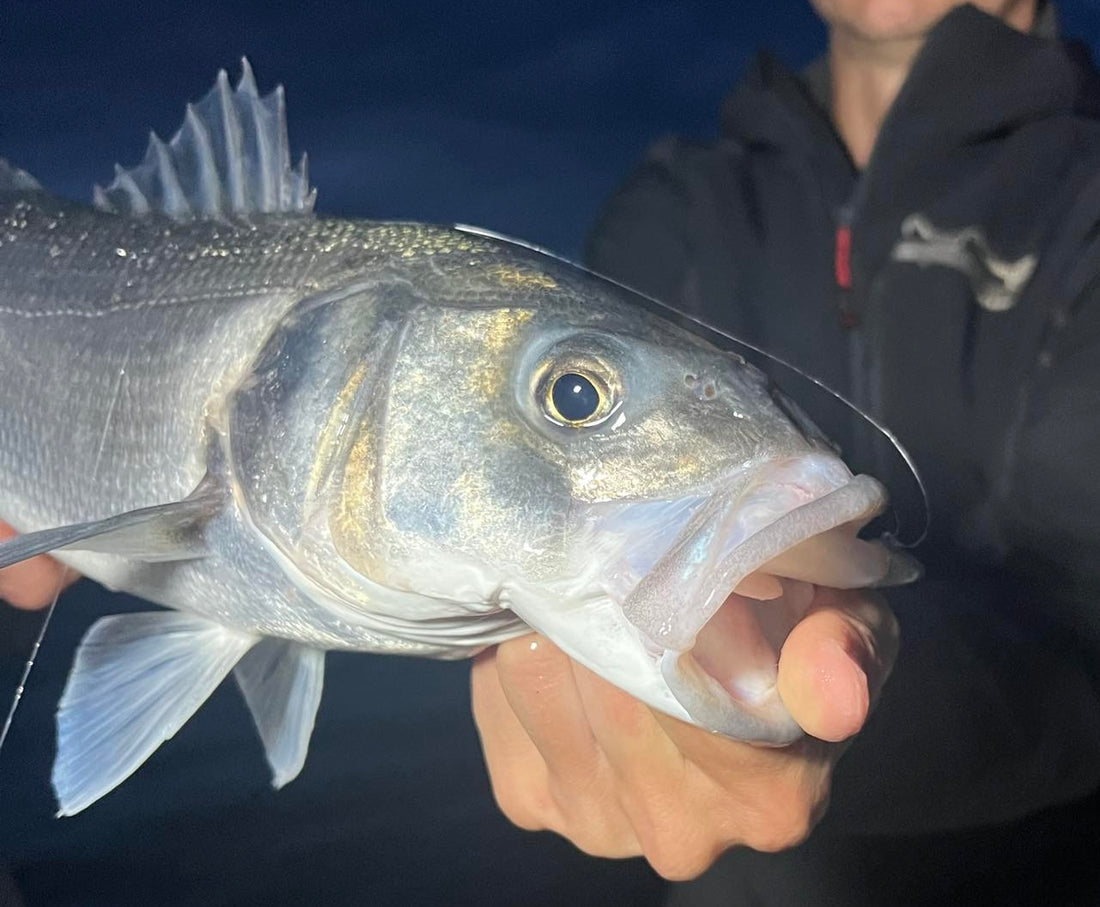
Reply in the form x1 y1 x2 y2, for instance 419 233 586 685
619 454 920 744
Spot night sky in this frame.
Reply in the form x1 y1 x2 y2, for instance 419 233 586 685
2 2 1100 906
4 2 1099 256
1 1 833 260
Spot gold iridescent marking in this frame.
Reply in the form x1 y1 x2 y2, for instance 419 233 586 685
309 361 370 501
488 265 558 289
459 308 535 399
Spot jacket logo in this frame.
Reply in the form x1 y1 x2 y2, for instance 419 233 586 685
890 214 1037 312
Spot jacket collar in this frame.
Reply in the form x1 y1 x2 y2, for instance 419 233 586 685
720 3 1099 168
719 4 1100 289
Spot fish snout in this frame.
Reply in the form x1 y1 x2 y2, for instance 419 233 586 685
618 453 919 742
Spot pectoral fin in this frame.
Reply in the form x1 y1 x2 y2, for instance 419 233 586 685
0 481 225 570
234 639 325 789
53 611 256 816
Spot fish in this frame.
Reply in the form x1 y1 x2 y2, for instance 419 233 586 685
0 60 920 816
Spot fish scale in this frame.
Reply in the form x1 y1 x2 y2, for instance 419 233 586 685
0 61 919 817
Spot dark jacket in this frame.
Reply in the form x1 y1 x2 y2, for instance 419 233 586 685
587 4 1100 837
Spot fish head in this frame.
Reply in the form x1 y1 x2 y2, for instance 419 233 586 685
231 227 918 742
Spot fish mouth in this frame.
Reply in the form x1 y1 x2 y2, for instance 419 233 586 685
619 454 920 744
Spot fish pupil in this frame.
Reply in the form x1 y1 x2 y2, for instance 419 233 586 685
552 373 600 422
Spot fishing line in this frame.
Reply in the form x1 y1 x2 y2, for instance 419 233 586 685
0 352 130 761
457 224 930 548
0 570 68 754
646 304 930 549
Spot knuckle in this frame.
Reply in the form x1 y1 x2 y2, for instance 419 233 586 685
643 839 721 881
544 768 643 859
495 796 546 832
744 812 814 853
715 765 829 854
564 819 642 860
634 812 723 881
743 783 823 853
489 777 553 833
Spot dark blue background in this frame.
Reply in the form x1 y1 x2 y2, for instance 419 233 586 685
1 0 833 258
1 2 1099 905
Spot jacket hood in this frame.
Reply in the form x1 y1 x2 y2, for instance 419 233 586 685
718 4 1100 300
720 4 1100 163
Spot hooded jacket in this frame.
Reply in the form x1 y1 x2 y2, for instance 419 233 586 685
587 4 1100 835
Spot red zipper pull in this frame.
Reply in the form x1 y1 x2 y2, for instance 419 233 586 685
835 223 859 328
835 224 853 290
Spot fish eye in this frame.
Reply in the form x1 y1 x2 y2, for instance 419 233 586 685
553 373 600 422
540 367 615 428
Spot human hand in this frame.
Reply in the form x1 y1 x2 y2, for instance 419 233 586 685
0 521 76 610
470 587 898 879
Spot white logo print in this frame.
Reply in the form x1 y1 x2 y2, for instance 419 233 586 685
890 214 1038 312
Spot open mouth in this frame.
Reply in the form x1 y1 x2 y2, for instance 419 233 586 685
618 454 920 744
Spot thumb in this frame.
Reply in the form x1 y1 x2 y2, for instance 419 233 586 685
776 588 900 743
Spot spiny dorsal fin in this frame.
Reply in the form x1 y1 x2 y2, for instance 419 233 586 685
0 159 42 195
94 58 316 222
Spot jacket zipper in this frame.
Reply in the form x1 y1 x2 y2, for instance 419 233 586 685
835 204 858 328
834 200 880 480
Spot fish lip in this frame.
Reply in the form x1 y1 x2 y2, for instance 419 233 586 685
620 455 891 655
659 642 804 745
615 455 918 743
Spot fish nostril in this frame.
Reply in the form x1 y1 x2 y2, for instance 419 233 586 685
685 373 717 399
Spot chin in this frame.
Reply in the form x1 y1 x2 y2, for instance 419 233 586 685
812 0 1035 42
811 0 965 42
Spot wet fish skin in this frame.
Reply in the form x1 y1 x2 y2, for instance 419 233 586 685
0 189 801 645
0 63 917 814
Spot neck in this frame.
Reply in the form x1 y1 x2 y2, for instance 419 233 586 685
827 29 923 169
827 2 1040 169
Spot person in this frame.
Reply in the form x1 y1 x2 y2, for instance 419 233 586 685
0 522 74 611
5 3 1100 901
472 0 1100 902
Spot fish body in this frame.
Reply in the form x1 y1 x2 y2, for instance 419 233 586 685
0 194 532 654
0 64 919 815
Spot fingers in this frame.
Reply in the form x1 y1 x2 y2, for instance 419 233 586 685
470 645 556 831
0 522 75 610
777 588 900 742
475 635 641 856
495 635 601 780
569 662 722 875
571 661 825 874
472 590 894 878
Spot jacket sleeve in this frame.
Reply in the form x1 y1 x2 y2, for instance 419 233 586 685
999 268 1100 641
835 268 1100 831
817 255 1100 834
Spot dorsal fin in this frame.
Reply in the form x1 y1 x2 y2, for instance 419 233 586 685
94 58 316 222
0 159 42 196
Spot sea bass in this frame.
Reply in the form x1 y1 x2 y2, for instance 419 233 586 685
0 62 919 816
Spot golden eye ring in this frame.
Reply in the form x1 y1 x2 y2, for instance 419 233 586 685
540 368 615 428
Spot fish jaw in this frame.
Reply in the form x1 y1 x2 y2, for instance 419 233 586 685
619 455 905 651
510 452 920 745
